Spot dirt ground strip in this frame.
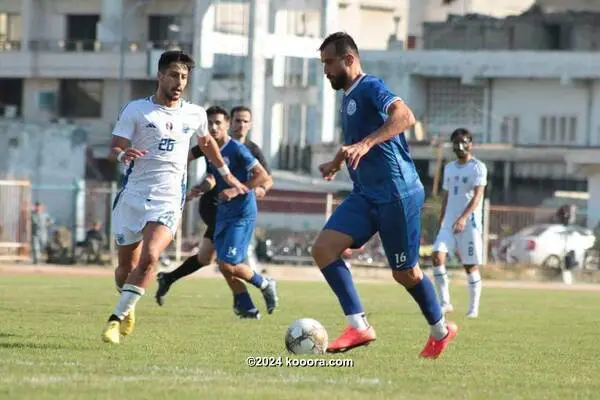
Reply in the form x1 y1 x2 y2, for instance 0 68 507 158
1 263 600 292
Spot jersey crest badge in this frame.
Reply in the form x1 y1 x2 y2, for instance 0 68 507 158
346 99 357 116
166 121 173 131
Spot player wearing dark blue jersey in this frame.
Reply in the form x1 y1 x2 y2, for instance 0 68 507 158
154 106 275 319
313 32 458 358
184 106 277 318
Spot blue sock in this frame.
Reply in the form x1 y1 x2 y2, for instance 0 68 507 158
234 291 256 312
249 272 266 289
406 275 443 325
320 259 363 315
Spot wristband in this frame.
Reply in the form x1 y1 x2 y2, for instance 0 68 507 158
217 164 230 176
117 151 125 163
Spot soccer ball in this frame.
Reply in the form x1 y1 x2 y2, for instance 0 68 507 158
285 318 328 355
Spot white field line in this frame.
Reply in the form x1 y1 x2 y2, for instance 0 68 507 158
0 359 383 387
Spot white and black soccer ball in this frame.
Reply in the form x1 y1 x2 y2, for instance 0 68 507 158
285 318 328 355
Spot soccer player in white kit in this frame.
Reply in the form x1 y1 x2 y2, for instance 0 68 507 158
101 50 248 344
432 128 487 318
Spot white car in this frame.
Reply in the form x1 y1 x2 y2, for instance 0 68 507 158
497 224 596 269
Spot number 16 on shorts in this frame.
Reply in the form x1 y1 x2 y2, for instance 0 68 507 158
395 252 406 268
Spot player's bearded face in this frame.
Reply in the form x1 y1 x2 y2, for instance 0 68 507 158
327 70 349 91
159 63 188 101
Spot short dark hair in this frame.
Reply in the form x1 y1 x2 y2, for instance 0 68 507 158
230 105 252 119
206 105 230 121
450 128 473 142
318 32 359 57
158 50 195 72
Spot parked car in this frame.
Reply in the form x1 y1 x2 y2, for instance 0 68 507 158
497 224 596 269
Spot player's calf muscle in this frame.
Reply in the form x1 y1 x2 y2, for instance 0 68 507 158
392 266 423 288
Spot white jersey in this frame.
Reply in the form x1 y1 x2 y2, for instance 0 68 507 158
112 96 208 202
441 158 487 230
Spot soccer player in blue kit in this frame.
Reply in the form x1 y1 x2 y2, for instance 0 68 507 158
313 32 458 358
203 106 275 318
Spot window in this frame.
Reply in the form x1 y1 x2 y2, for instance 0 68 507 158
549 116 557 142
0 13 21 50
569 117 577 143
66 15 100 51
559 116 567 143
59 79 103 118
148 15 179 49
540 116 547 141
500 116 519 143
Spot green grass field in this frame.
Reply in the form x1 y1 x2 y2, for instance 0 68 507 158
0 272 598 400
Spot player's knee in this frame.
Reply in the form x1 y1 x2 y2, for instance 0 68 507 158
196 252 213 266
218 262 234 275
464 265 478 273
432 252 445 266
139 251 160 271
311 239 338 268
392 266 423 288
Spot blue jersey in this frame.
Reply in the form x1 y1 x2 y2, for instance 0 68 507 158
207 138 259 222
340 74 422 204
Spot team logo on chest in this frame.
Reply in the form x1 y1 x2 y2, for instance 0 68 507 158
346 99 357 116
462 176 468 183
166 121 173 131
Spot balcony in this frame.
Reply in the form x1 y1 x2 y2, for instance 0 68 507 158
0 40 191 79
362 50 600 80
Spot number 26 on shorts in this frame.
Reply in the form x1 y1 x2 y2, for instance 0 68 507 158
158 138 175 151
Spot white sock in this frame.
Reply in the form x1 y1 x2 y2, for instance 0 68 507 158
467 270 482 314
112 284 145 320
347 313 370 331
432 265 451 306
430 316 448 340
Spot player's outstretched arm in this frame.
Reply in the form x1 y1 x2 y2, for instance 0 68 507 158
319 148 346 180
342 101 416 170
245 163 271 191
453 185 485 233
218 164 270 202
110 135 147 165
363 100 416 148
188 145 204 162
197 134 248 194
187 174 215 201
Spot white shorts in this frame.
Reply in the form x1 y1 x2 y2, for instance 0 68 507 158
433 226 483 265
112 191 182 246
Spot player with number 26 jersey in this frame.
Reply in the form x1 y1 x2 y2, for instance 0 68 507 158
111 97 208 245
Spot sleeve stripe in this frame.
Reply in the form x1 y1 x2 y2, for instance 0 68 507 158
383 96 402 113
246 159 259 171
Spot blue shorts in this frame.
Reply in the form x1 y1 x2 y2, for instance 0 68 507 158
214 218 255 265
323 188 425 270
